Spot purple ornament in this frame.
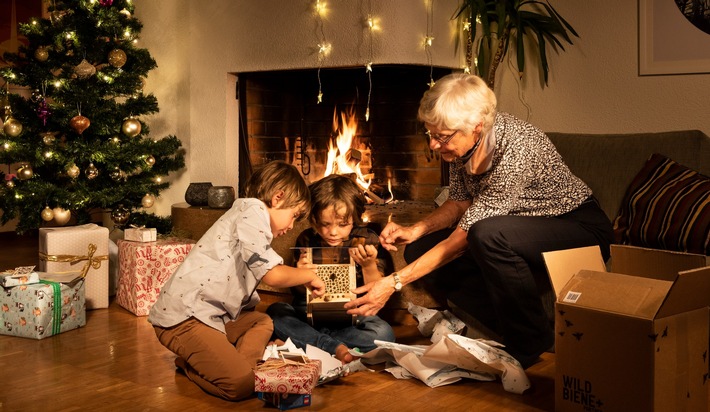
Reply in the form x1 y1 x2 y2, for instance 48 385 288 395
36 99 52 126
99 0 114 6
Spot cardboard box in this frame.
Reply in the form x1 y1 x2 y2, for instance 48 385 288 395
543 245 710 412
39 224 110 309
116 239 194 316
0 276 86 339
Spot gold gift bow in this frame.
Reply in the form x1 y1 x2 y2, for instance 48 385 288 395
38 243 108 278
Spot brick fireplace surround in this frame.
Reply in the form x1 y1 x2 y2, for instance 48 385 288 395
238 65 452 202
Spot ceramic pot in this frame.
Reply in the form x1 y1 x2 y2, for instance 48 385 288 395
185 182 212 206
208 186 236 209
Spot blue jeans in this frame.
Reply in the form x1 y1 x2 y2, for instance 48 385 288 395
266 301 395 355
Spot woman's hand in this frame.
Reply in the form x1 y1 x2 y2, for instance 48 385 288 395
344 277 394 316
378 222 417 252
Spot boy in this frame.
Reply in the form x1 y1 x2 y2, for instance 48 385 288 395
267 174 395 363
148 161 325 401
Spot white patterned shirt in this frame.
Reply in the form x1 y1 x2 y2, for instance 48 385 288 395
449 112 592 232
148 198 283 333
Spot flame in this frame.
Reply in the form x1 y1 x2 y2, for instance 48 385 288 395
324 107 371 190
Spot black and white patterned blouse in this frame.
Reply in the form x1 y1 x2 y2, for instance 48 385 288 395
449 112 592 232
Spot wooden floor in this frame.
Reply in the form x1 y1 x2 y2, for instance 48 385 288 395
0 231 556 411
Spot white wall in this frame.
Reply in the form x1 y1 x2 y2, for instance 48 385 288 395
128 0 710 218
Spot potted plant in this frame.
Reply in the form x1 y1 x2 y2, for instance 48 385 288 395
454 0 578 90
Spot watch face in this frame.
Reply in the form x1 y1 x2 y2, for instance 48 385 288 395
394 282 402 291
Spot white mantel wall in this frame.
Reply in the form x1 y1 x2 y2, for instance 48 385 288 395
111 0 710 220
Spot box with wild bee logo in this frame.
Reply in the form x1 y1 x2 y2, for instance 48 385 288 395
543 245 710 412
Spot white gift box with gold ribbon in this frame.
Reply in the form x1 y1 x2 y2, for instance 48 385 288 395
38 224 110 309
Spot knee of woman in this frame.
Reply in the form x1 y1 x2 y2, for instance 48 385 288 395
467 218 505 253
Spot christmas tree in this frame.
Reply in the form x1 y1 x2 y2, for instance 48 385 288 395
0 0 184 234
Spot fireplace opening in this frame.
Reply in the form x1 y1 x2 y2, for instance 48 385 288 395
237 65 452 202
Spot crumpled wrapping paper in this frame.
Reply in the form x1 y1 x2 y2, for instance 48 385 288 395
357 303 531 394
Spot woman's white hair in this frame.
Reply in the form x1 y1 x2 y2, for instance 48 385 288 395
417 73 497 135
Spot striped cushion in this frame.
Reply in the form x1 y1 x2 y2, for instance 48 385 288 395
613 154 710 255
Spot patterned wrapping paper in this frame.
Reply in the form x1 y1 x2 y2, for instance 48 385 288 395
116 238 195 316
0 267 40 287
38 224 109 309
254 359 322 394
0 279 86 339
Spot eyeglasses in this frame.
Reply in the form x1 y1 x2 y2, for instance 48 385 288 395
426 129 459 145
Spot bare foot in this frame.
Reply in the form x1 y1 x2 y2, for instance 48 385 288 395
335 344 354 364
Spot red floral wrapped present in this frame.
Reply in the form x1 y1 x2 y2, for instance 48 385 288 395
116 238 194 316
254 359 321 394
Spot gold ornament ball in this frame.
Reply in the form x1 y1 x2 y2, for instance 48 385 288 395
108 49 127 68
52 207 71 225
145 155 155 166
34 47 49 62
111 205 130 225
41 132 57 145
67 164 80 178
41 206 54 221
141 193 155 208
17 164 34 180
121 118 141 138
3 118 23 137
109 167 120 181
85 163 99 179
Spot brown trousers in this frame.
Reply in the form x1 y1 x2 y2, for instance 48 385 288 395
153 311 273 401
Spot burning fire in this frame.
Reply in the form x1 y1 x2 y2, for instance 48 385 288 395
323 107 371 190
319 107 393 204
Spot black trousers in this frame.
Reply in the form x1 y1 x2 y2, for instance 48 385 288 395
404 196 613 368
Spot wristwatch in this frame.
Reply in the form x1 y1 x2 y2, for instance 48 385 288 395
392 273 403 292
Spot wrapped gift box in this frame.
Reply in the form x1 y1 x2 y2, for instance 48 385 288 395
0 277 86 339
257 392 311 410
39 224 109 309
124 227 157 242
116 238 195 316
254 359 321 394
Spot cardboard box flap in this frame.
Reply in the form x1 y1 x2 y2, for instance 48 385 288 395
542 246 607 297
656 267 710 318
610 244 707 281
559 270 673 319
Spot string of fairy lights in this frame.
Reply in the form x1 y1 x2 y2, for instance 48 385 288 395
312 0 461 121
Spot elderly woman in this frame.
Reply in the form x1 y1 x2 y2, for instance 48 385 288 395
345 73 613 369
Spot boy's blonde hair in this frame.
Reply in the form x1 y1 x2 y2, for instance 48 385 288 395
244 160 310 220
308 174 366 227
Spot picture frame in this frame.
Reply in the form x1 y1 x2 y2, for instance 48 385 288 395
639 0 710 75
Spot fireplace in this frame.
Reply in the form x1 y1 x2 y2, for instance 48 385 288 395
237 65 452 201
